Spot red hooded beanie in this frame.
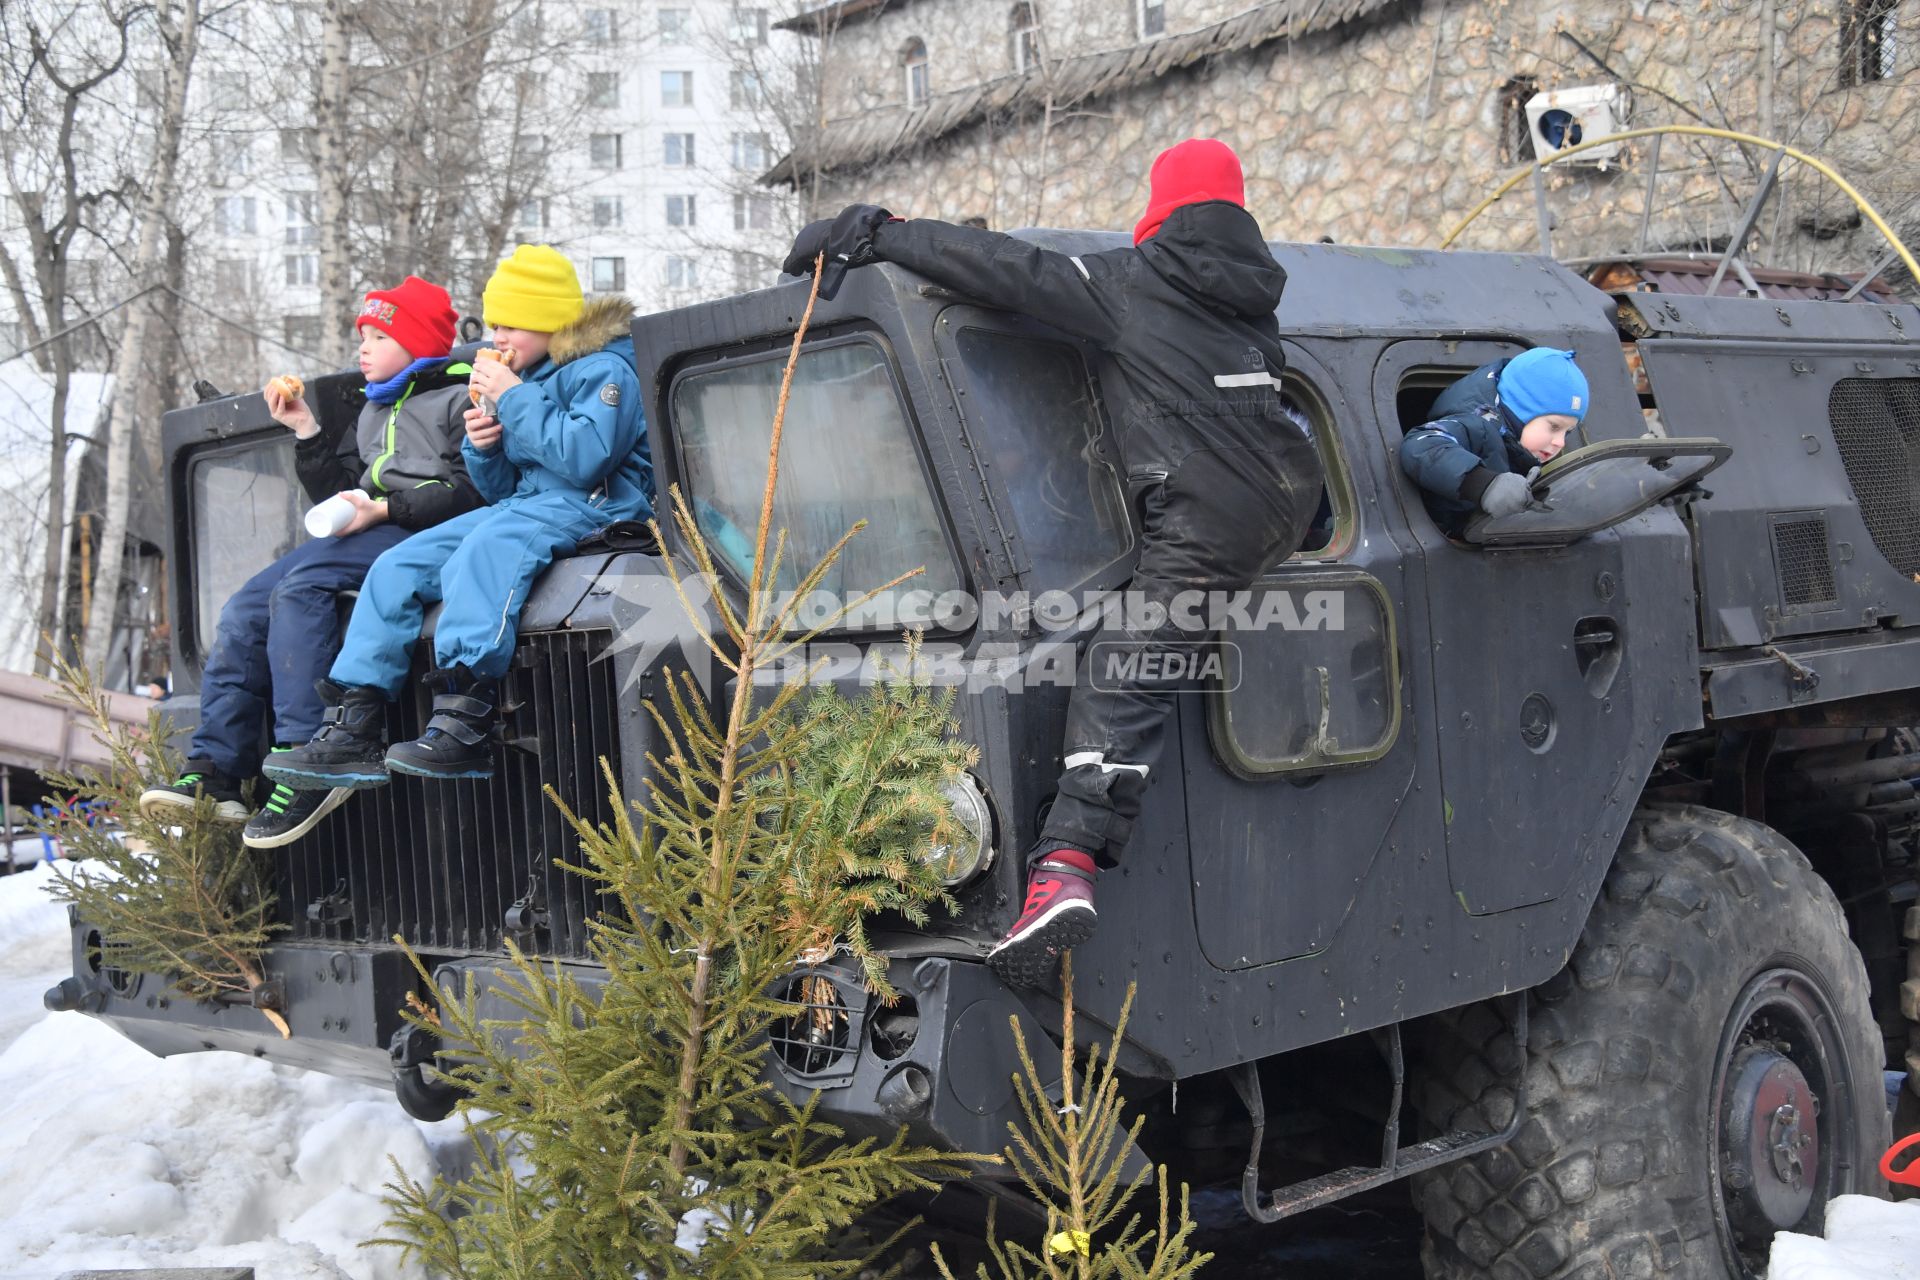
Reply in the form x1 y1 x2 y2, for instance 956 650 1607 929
1133 138 1246 245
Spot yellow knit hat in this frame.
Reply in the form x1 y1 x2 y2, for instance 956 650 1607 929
482 245 584 333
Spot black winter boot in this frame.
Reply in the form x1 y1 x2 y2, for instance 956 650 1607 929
384 667 499 781
264 681 392 790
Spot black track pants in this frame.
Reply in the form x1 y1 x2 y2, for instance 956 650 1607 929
1038 441 1319 865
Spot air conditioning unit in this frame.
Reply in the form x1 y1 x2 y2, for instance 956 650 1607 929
1525 83 1628 168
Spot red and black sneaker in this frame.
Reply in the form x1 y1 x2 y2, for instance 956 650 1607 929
987 849 1098 988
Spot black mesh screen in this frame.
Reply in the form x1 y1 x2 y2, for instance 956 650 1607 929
275 630 622 959
1770 516 1837 608
1827 378 1920 576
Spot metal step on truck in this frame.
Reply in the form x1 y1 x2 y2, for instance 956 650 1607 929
52 237 1920 1280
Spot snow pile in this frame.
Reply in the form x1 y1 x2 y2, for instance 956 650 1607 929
0 862 469 1280
1771 1195 1920 1280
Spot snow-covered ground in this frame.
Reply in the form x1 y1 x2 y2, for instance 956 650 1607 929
0 861 467 1280
1772 1194 1920 1279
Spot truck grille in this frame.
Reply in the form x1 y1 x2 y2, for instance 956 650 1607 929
1827 378 1920 576
274 630 622 959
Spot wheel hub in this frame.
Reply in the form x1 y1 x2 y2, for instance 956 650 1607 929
1721 1046 1821 1236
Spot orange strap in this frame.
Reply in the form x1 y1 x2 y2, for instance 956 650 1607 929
1881 1132 1920 1188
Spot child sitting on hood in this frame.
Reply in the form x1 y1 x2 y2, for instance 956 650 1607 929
139 276 480 848
782 138 1324 988
267 245 653 789
1399 347 1588 537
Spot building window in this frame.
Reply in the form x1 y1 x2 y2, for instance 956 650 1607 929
662 70 694 106
214 195 257 236
730 69 765 109
284 253 318 286
284 194 315 245
517 198 549 230
587 71 619 109
1497 76 1539 164
1010 2 1041 73
585 8 617 42
902 38 930 106
213 258 256 295
733 192 773 230
283 315 321 349
1138 0 1165 38
730 131 770 170
733 250 773 291
664 132 696 167
591 257 626 291
1842 0 1899 85
592 196 623 228
667 194 697 227
660 7 690 43
729 7 768 44
666 255 699 289
278 127 315 163
589 133 624 168
516 133 547 161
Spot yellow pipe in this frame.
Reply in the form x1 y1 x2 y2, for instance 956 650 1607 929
1439 124 1920 285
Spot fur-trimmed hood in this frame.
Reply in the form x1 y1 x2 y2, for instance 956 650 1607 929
548 294 637 367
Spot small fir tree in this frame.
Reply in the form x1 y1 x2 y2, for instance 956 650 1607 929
376 261 986 1277
34 651 287 1036
934 958 1213 1280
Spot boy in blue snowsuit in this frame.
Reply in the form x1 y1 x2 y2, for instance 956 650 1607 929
267 246 652 788
138 276 479 846
1399 347 1589 536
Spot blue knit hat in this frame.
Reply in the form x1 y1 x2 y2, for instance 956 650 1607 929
1498 348 1589 424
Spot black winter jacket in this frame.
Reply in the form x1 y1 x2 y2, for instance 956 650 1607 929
866 202 1317 490
1426 358 1508 423
294 363 484 531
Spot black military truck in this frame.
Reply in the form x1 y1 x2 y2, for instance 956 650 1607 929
51 239 1920 1279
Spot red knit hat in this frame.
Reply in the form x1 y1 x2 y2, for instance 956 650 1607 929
1133 138 1246 244
356 276 457 359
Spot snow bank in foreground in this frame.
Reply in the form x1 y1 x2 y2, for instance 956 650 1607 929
0 862 467 1280
1770 1194 1920 1279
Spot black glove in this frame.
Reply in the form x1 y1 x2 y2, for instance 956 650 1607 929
781 204 895 300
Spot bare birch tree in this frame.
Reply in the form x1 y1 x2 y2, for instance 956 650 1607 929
0 1 137 675
81 0 201 676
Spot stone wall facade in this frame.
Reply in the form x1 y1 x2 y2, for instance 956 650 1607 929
796 0 1920 277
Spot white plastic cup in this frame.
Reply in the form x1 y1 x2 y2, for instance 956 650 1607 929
305 489 369 538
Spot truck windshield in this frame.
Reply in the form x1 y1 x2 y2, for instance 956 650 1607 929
673 339 963 608
190 438 303 657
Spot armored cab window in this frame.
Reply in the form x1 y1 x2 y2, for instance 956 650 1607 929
673 339 964 614
1279 374 1347 560
189 439 303 658
950 326 1131 593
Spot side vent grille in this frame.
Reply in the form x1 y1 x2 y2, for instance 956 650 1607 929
1769 514 1838 610
1827 377 1920 577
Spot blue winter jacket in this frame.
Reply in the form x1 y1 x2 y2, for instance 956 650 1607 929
1426 358 1507 422
463 295 654 532
1400 404 1541 536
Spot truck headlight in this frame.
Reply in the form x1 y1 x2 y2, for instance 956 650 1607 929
926 773 994 886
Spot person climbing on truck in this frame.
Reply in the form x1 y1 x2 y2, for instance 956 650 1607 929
264 245 653 790
138 276 479 849
782 137 1323 987
1399 346 1588 537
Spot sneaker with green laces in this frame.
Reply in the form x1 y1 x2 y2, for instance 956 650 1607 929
138 766 248 824
241 778 351 849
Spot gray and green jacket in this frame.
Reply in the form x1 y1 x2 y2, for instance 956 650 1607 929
294 361 484 530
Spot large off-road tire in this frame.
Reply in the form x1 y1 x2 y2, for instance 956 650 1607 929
1411 804 1889 1280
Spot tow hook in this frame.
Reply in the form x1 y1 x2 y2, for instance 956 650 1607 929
1761 647 1820 702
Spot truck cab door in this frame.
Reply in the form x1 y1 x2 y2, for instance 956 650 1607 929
1375 340 1699 915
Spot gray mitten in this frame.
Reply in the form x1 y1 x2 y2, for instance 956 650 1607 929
1479 471 1532 517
